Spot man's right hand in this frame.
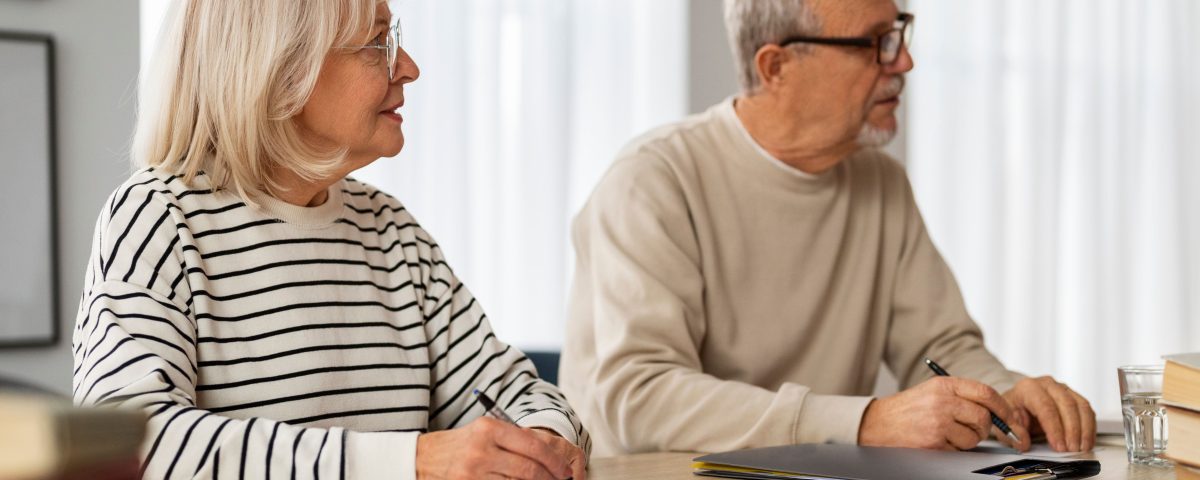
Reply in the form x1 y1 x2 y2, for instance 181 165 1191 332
415 417 576 480
858 376 1032 452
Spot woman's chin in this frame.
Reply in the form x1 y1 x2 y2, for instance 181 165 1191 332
347 140 404 170
377 136 405 158
384 141 404 158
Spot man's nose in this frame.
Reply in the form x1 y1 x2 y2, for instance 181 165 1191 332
886 43 915 74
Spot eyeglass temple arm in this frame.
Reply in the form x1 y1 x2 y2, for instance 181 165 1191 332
778 36 875 48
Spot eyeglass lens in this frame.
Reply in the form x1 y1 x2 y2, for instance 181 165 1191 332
385 20 403 80
879 31 900 63
880 19 912 65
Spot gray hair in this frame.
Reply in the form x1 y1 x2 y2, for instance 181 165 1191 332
723 0 822 92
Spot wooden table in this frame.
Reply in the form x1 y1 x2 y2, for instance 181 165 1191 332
587 436 1178 479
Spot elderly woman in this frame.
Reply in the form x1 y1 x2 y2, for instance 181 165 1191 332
71 1 589 478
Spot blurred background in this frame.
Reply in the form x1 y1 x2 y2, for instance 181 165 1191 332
0 0 1196 422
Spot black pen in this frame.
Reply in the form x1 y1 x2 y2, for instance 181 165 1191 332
474 389 574 480
473 389 516 423
923 357 1021 444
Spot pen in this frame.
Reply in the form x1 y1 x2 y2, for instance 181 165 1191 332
923 357 1022 444
473 389 515 423
474 389 574 480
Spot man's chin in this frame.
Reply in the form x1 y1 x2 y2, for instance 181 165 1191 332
856 124 897 147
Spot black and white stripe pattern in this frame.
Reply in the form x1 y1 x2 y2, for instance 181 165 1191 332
72 168 589 479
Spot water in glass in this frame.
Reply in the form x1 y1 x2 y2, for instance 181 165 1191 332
1122 392 1170 466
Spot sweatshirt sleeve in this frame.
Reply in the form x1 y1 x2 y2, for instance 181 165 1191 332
72 180 419 480
571 154 873 454
882 159 1023 394
413 226 591 454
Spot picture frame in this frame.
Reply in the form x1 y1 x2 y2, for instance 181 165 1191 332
0 31 59 348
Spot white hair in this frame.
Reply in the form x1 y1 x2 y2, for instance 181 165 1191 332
856 123 896 147
132 0 383 201
856 76 905 146
723 0 822 93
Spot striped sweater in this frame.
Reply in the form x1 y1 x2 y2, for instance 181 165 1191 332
72 168 590 479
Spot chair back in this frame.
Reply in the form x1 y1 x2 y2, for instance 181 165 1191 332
524 351 560 386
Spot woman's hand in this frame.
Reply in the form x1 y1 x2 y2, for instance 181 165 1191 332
415 417 576 480
528 428 587 480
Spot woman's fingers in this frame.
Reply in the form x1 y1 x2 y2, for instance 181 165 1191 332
489 421 573 479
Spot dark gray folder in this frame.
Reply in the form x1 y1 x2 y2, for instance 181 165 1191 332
694 444 1100 479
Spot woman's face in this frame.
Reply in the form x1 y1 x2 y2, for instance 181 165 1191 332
295 3 419 172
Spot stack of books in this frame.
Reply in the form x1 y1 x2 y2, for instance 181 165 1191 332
1165 353 1200 478
0 393 145 480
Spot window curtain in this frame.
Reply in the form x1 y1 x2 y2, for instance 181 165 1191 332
353 0 688 350
905 0 1200 417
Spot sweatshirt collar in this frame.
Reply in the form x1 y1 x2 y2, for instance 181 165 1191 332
713 97 841 191
248 180 347 228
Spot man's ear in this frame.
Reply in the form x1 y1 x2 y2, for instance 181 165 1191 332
753 45 791 92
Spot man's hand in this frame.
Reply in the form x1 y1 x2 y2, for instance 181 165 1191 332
1003 376 1096 452
416 417 575 480
859 376 1032 452
529 428 587 480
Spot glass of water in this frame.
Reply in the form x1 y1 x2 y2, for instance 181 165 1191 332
1118 365 1171 466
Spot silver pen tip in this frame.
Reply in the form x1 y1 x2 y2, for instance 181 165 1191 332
1006 431 1021 444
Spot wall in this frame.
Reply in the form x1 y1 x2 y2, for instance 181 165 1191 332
687 0 739 113
0 0 139 394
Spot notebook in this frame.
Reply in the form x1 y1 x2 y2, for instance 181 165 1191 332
693 444 1100 479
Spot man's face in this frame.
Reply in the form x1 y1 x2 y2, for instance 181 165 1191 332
775 0 914 149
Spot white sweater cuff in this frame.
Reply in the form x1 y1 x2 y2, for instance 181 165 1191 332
516 409 579 445
344 430 420 480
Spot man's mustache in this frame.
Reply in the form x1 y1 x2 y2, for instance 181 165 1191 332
874 76 905 101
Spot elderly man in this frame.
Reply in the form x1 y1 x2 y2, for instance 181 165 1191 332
560 0 1096 458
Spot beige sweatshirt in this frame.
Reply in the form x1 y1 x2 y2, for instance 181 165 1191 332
560 98 1021 457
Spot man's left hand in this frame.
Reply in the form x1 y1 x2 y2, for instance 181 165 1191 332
1003 376 1096 452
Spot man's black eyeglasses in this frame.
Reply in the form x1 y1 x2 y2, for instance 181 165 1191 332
777 12 914 66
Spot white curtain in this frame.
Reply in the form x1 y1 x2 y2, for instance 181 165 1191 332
355 0 688 350
905 0 1200 418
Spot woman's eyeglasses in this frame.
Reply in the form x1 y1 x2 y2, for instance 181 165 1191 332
335 18 404 81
